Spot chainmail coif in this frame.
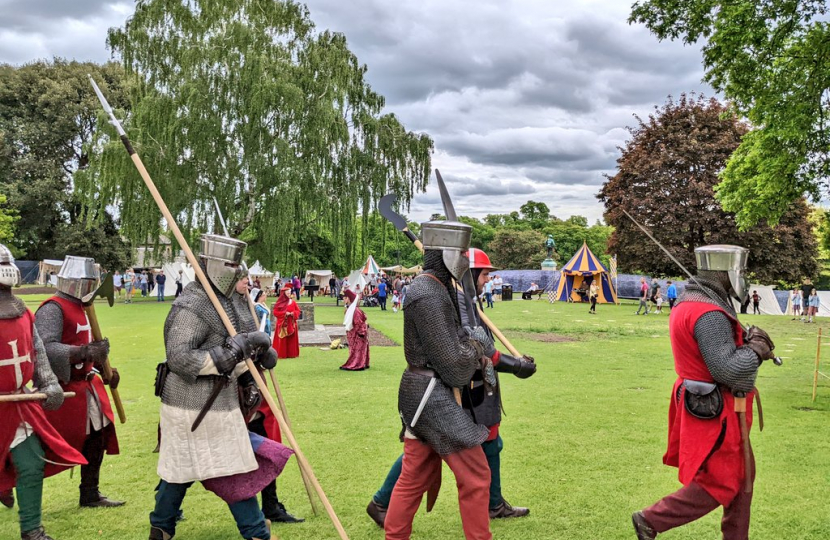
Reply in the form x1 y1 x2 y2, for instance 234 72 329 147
398 249 489 455
681 273 759 392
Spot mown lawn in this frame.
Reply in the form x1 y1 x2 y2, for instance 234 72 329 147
2 292 828 539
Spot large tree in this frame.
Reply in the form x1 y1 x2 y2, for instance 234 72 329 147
598 94 818 284
630 1 830 228
0 60 131 260
488 229 547 270
81 0 432 274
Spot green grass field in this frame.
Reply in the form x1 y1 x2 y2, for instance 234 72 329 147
2 292 828 539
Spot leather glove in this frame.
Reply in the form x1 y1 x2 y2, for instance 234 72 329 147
103 367 120 389
75 339 109 364
464 326 497 359
237 370 262 422
495 353 537 379
256 347 278 370
745 325 776 361
42 382 65 411
210 332 273 374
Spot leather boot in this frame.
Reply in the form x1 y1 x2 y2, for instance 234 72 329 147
632 511 657 540
264 501 303 524
148 526 173 540
21 526 55 540
80 490 125 508
366 499 387 528
1 488 14 508
489 499 529 519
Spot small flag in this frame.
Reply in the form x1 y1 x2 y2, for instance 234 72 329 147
609 255 618 281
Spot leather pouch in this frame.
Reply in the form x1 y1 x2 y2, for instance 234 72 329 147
683 379 723 419
154 362 170 397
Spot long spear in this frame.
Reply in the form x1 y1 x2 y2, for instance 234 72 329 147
89 76 348 540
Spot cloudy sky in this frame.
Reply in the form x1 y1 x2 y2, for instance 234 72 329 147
0 0 714 223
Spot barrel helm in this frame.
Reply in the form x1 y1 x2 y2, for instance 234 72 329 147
695 244 750 303
200 234 247 298
0 244 21 287
420 220 472 281
57 255 100 300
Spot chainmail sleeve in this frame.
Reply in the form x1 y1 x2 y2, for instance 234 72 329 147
164 303 217 383
31 325 60 391
34 301 72 384
694 311 759 392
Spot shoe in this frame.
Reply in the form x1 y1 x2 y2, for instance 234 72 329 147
632 511 657 539
1 488 13 508
264 502 303 524
80 491 125 508
366 499 387 528
148 526 172 540
489 500 529 519
21 527 55 540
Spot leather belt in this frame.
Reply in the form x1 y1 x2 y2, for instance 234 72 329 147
407 365 435 377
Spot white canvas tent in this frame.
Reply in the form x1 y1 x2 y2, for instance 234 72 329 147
304 270 332 285
249 261 277 288
160 262 196 297
345 269 368 293
38 259 64 285
733 284 784 315
787 290 830 317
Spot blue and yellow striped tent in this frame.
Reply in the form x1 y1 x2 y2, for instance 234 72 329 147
555 242 618 303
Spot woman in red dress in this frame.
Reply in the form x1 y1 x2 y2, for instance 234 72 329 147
340 289 370 371
272 284 300 359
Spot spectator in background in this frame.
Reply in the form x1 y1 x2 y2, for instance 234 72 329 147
655 288 664 314
124 269 135 304
649 278 660 311
484 276 494 308
329 274 337 298
156 270 167 302
807 288 820 323
140 270 149 297
636 277 650 315
801 278 814 322
148 271 156 295
751 290 761 315
377 279 388 311
292 275 301 300
521 282 538 300
113 270 123 298
392 290 400 313
493 274 503 301
666 280 677 311
175 270 184 298
791 289 802 319
588 280 598 314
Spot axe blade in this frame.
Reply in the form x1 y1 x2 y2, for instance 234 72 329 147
84 272 115 307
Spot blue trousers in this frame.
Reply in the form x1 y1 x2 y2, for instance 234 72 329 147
150 480 269 539
374 435 505 510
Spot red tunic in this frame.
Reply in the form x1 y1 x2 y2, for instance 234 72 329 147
665 301 754 506
0 310 86 490
340 307 370 370
39 296 119 455
256 370 281 443
273 299 300 359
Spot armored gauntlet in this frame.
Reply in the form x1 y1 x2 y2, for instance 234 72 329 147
495 354 537 379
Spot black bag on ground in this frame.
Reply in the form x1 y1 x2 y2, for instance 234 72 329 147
683 379 723 419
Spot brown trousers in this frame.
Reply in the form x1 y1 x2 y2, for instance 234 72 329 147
385 438 492 540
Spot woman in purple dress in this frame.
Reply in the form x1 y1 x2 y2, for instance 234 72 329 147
340 289 370 371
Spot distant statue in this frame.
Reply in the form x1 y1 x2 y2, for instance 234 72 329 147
545 234 556 259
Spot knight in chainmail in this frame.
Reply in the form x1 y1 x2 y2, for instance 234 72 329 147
149 234 279 540
384 219 497 540
367 248 537 529
0 245 86 540
633 245 777 540
34 255 123 509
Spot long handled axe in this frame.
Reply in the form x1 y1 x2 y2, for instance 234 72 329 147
82 272 126 423
0 392 76 403
378 190 524 358
90 77 348 540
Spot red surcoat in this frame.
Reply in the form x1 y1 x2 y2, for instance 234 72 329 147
39 296 118 455
273 300 300 359
0 309 86 490
665 300 754 506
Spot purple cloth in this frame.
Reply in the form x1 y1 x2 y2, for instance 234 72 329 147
202 432 294 504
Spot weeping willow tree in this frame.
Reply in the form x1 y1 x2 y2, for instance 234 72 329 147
77 0 432 272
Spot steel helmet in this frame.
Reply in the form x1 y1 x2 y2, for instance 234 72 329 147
468 248 497 270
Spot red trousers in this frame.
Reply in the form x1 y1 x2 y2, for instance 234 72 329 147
643 456 755 540
385 439 492 540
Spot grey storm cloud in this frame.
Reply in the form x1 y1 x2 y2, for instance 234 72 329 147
0 0 716 224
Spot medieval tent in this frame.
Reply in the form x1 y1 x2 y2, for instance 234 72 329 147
37 259 64 285
160 262 196 297
555 242 618 303
249 261 277 289
361 255 381 276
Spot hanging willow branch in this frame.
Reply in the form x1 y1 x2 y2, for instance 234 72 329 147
77 0 432 272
